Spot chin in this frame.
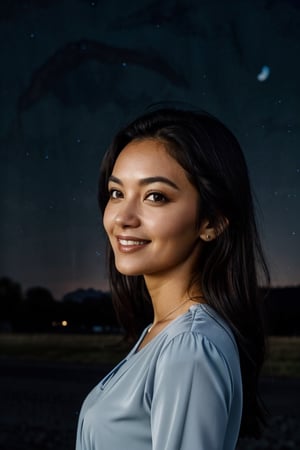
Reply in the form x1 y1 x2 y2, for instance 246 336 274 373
115 264 144 277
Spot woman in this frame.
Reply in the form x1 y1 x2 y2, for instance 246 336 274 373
76 108 269 450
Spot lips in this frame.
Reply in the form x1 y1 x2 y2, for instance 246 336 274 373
116 236 150 252
119 238 149 246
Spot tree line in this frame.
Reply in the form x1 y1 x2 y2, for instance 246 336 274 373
0 277 299 335
0 277 119 333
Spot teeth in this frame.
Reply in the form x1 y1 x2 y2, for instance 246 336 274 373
119 239 147 246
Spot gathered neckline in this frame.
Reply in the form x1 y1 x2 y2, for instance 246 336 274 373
133 303 207 355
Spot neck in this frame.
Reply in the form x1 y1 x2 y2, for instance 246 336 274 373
144 276 204 324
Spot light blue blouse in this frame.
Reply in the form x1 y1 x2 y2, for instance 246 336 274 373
76 304 242 450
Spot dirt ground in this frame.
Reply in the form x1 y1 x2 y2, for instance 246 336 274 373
0 359 299 450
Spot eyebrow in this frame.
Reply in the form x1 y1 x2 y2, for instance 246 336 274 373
108 175 179 190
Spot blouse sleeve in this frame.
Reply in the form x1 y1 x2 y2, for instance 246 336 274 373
150 332 234 450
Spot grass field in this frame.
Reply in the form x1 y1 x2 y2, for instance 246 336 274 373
1 333 299 377
262 336 300 377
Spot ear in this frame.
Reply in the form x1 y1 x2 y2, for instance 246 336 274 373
199 217 229 242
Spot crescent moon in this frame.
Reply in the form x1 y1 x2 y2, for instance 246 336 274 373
257 65 270 82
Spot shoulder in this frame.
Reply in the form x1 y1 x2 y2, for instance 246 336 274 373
161 304 239 360
156 305 241 386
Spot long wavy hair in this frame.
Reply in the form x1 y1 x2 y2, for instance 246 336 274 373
98 107 269 438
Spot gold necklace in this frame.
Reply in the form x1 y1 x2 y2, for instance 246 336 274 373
148 295 204 333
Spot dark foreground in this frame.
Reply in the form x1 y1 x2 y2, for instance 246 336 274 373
0 359 299 450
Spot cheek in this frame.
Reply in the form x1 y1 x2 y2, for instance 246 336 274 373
156 210 198 239
103 205 112 235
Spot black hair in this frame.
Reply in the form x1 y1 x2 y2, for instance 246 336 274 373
98 107 269 439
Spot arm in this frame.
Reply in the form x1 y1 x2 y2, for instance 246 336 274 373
151 333 234 450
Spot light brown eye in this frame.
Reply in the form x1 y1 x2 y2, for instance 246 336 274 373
146 192 168 203
109 189 123 199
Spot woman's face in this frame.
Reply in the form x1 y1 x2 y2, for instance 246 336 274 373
103 139 203 282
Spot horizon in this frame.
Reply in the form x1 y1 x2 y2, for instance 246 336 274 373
2 276 299 303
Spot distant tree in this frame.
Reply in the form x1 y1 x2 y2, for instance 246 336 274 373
81 292 118 331
0 277 22 331
25 286 55 306
62 289 120 332
21 286 57 332
264 287 300 335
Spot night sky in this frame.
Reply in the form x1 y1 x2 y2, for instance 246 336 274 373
0 0 299 299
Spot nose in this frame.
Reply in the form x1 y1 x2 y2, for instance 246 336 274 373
114 200 141 228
